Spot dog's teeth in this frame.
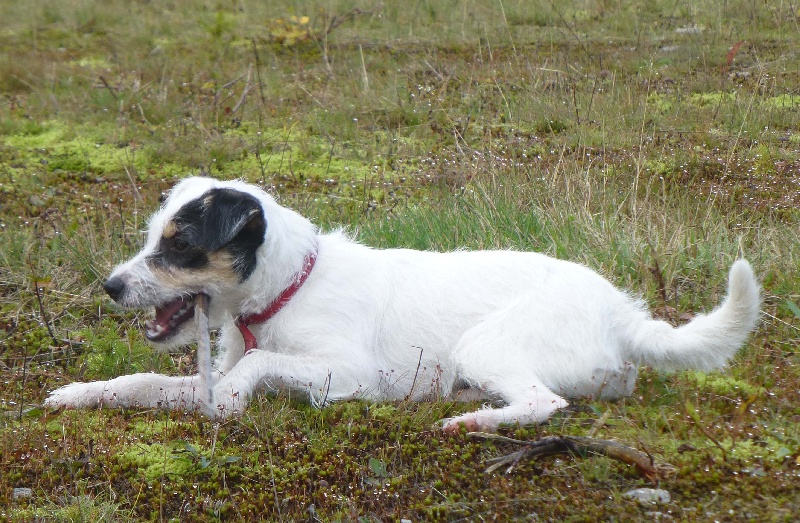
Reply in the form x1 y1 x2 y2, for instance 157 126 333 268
146 322 166 338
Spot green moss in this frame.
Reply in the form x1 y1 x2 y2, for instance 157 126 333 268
130 419 196 438
9 494 130 523
370 404 398 421
71 56 113 69
119 442 195 481
764 94 800 109
3 120 71 149
727 437 792 465
648 93 674 113
685 371 765 398
689 92 735 106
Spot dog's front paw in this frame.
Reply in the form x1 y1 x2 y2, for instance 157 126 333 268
194 397 229 420
205 390 247 420
44 381 112 409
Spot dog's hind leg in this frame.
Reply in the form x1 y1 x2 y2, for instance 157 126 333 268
44 372 220 413
441 376 568 433
442 299 571 433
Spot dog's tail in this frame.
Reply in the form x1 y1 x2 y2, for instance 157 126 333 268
620 259 760 372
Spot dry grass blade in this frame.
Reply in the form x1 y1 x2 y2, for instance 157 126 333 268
469 432 676 481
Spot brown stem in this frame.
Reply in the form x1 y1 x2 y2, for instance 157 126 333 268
469 432 676 481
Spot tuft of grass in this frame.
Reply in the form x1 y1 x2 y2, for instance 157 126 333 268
78 318 174 381
11 493 132 523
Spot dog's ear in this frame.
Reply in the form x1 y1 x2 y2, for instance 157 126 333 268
157 187 267 281
198 188 267 251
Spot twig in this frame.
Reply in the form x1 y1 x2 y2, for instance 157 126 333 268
32 281 83 348
496 0 518 58
685 401 728 461
319 370 333 408
422 59 443 82
324 6 381 36
586 75 598 121
251 38 268 112
265 435 284 522
546 0 591 61
213 71 247 115
403 347 424 402
18 339 27 420
231 64 253 114
648 245 673 323
358 44 369 91
33 282 61 348
122 162 142 204
254 131 270 186
587 409 612 438
98 75 119 101
194 294 213 404
135 103 151 125
469 432 676 481
571 83 581 124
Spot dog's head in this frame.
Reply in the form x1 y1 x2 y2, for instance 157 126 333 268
104 177 276 348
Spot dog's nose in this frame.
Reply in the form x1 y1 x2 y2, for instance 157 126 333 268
103 276 126 302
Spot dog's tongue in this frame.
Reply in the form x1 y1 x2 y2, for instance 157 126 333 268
145 296 196 341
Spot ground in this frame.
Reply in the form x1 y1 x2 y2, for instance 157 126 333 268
1 1 799 521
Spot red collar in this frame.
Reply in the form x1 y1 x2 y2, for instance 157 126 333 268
235 250 317 354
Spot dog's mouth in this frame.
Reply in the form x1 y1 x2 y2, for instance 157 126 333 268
145 294 202 341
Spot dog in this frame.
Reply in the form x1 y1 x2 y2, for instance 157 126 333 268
45 176 761 432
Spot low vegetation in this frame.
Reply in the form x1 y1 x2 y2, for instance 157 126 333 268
1 0 799 521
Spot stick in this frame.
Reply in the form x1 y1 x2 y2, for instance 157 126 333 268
469 432 677 481
194 294 213 404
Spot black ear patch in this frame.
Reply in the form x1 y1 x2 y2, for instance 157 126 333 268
149 187 267 281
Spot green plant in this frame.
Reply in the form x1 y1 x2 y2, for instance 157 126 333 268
79 318 174 380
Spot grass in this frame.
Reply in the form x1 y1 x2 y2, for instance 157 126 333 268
1 0 799 520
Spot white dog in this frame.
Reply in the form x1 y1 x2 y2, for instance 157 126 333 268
45 177 761 432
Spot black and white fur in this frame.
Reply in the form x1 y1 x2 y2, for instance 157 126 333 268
45 177 761 432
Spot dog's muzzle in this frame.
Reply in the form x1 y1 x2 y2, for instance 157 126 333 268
103 275 203 342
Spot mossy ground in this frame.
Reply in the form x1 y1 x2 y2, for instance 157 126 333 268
2 1 799 521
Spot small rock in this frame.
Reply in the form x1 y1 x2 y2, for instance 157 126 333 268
624 488 670 504
28 195 46 207
675 25 704 34
13 487 33 500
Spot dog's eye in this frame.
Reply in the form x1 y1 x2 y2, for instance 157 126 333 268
172 238 190 252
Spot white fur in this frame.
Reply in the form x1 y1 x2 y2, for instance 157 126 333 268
45 177 761 432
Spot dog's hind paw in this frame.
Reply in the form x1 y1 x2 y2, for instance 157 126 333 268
439 415 482 435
